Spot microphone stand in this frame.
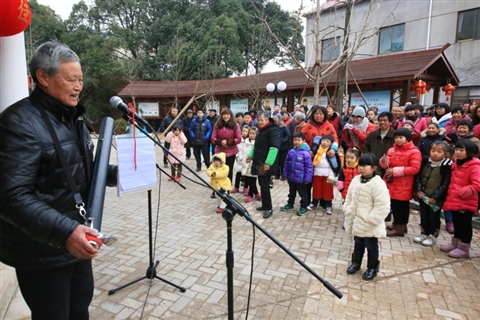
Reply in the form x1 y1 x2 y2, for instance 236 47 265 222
108 119 185 295
118 115 343 318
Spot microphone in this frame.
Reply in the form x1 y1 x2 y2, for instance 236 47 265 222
110 96 150 129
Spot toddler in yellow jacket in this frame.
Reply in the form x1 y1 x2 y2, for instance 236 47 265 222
207 152 232 213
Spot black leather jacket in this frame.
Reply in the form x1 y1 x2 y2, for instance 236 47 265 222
0 88 117 270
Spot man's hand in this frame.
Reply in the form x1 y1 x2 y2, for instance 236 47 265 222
245 157 251 163
416 191 425 199
263 164 270 172
65 225 99 259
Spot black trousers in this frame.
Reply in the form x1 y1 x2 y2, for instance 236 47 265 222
234 171 242 189
276 149 288 178
185 140 191 158
225 155 235 184
419 201 440 236
258 175 272 210
16 259 94 320
163 141 171 164
287 182 309 209
353 236 379 261
452 210 474 243
193 144 210 168
391 199 410 225
245 176 258 196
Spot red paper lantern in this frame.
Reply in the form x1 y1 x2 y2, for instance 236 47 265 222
414 80 426 100
442 84 456 101
0 0 32 37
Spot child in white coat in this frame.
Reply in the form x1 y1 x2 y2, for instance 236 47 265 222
343 153 390 281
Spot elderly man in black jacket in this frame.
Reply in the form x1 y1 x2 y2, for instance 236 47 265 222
0 41 117 320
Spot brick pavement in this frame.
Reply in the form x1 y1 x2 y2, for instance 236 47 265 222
4 146 480 319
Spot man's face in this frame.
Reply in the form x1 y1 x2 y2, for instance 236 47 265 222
392 107 402 118
377 116 390 131
274 105 280 112
171 108 178 117
187 112 193 118
39 61 83 107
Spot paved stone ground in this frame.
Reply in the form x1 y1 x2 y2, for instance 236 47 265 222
4 145 480 319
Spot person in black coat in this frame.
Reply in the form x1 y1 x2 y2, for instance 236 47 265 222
0 41 117 319
246 111 281 218
190 109 213 171
182 109 194 159
160 107 182 167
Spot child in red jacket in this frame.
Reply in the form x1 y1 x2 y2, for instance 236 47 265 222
337 148 360 200
380 128 422 237
440 139 480 258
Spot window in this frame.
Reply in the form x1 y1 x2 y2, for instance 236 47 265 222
378 24 405 54
457 8 480 41
321 37 340 62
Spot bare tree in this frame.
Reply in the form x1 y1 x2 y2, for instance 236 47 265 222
261 0 383 112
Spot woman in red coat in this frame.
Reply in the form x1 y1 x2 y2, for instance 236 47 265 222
380 128 422 237
440 139 480 258
211 107 242 185
301 106 338 147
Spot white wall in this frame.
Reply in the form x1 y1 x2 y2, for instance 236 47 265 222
305 0 480 86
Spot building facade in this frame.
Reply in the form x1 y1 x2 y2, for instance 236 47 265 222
305 0 480 106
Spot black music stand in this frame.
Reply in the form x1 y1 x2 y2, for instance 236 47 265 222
108 190 186 295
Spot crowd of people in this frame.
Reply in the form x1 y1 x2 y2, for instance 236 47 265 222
5 40 478 319
159 100 480 281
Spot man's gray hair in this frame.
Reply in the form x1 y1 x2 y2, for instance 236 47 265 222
257 110 271 120
293 112 305 121
29 41 80 84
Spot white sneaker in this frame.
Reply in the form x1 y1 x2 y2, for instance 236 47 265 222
326 207 333 215
422 235 436 246
307 204 314 211
414 234 427 243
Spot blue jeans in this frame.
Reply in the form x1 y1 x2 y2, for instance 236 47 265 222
353 236 379 261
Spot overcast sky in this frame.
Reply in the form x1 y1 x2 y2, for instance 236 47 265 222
36 0 313 20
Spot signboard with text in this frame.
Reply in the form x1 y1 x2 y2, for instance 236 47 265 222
138 102 159 117
230 99 249 114
349 90 391 113
300 96 329 110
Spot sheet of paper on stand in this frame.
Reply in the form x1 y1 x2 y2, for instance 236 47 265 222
115 131 157 195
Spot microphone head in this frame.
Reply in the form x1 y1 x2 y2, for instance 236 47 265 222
110 96 123 109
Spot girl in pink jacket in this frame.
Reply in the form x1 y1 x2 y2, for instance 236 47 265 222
165 124 187 182
440 139 480 258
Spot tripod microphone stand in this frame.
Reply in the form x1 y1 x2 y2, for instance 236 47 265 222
108 190 186 295
115 113 342 317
